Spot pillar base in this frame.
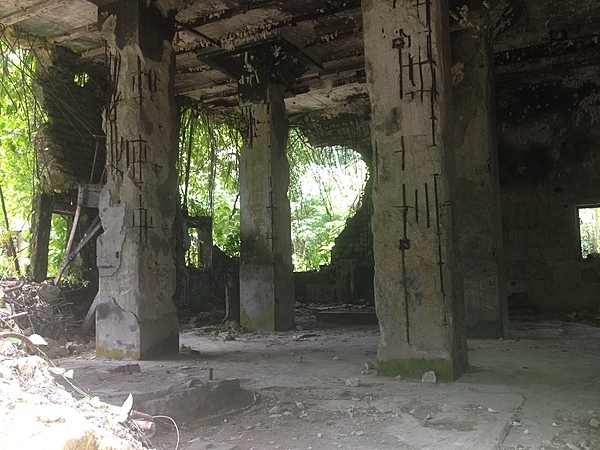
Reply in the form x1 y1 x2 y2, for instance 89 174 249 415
240 263 294 331
377 357 466 382
96 297 179 359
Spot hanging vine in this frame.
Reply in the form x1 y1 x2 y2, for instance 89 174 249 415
0 26 45 277
178 101 244 259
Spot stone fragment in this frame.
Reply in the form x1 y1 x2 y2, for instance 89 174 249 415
345 377 360 387
590 418 600 428
269 406 281 414
218 331 236 341
355 431 365 436
421 371 437 383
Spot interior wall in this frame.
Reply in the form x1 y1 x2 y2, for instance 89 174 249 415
497 71 600 313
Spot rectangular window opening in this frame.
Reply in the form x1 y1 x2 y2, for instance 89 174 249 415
578 206 600 259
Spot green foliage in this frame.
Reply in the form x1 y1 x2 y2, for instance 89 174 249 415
178 109 368 271
579 207 600 258
287 129 368 271
0 33 42 277
47 214 67 275
178 106 242 261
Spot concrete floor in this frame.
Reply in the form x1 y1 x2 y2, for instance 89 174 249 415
60 312 600 450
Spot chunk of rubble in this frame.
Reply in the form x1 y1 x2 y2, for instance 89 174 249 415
421 370 437 383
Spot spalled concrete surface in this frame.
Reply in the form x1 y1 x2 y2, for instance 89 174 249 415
58 314 600 449
363 0 467 379
239 84 295 332
451 26 507 339
95 0 179 358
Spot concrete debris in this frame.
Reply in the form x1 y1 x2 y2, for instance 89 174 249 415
111 364 141 374
345 377 360 387
332 356 340 360
292 333 317 341
421 370 437 383
364 361 375 370
268 406 281 414
218 330 236 341
566 443 583 450
354 430 365 436
590 418 600 428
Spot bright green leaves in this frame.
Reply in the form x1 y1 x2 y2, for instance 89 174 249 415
0 36 40 276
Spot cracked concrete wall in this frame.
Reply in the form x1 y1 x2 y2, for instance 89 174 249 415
497 72 600 313
363 0 467 381
239 84 295 331
95 0 179 359
451 28 508 338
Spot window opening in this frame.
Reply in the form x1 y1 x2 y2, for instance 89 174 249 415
578 206 600 259
73 72 89 87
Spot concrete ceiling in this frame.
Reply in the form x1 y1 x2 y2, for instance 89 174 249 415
1 0 600 127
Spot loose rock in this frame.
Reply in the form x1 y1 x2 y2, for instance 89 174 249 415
345 377 360 387
421 371 437 383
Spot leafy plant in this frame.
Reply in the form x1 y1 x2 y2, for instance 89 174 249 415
177 107 368 271
0 30 45 277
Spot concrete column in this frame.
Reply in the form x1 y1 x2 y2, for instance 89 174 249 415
95 0 179 359
29 192 52 282
362 0 468 381
452 28 508 338
239 84 295 331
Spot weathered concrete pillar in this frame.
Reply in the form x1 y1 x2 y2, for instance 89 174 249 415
29 192 52 282
452 28 508 338
239 84 295 331
362 0 468 381
95 0 179 359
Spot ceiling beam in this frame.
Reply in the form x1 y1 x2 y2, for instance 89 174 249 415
180 0 361 47
50 22 98 43
0 0 71 26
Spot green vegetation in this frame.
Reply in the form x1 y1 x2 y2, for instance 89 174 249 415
0 38 368 278
0 32 43 278
179 109 368 271
579 206 600 258
287 131 367 270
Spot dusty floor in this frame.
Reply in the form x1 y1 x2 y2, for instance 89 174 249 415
56 312 600 450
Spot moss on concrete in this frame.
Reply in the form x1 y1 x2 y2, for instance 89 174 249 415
377 357 461 382
240 307 276 331
96 346 140 360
